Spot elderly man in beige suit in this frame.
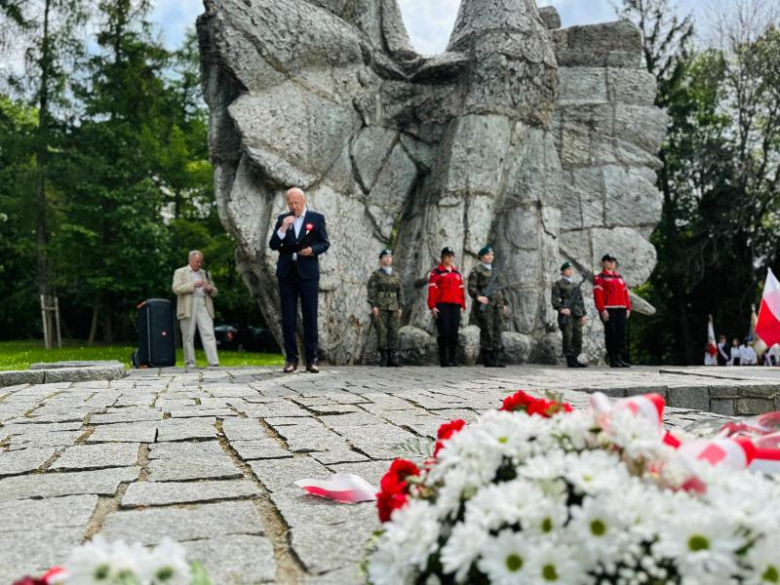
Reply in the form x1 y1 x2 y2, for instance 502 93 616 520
172 250 219 368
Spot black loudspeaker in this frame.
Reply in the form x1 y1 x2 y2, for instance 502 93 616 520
134 298 176 367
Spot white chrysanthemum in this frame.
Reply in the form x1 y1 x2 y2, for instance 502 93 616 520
519 450 565 482
517 497 568 537
440 521 488 583
564 450 627 496
369 500 440 585
603 408 669 463
473 410 537 461
66 536 146 585
525 540 583 584
744 535 780 585
144 537 192 585
550 410 598 452
477 529 534 584
465 479 545 531
653 510 743 579
567 494 628 565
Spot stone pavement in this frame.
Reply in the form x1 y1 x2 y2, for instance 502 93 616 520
1 365 779 583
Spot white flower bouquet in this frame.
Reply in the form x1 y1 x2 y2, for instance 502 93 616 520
367 390 780 585
14 537 211 585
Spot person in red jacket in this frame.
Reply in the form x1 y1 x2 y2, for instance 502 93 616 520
593 253 631 368
428 247 467 367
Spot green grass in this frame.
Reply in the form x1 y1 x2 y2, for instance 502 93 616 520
0 339 284 371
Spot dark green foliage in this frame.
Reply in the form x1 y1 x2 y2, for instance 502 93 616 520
0 4 261 342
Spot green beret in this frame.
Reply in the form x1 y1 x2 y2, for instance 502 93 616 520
478 246 493 258
379 249 392 259
560 261 572 272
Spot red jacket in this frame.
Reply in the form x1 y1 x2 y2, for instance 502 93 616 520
593 271 631 312
428 264 466 310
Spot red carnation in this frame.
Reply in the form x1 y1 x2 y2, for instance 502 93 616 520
305 223 314 231
13 578 46 585
500 390 536 412
500 390 573 418
434 419 467 457
376 458 420 522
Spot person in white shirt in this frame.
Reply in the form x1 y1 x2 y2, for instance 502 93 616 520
741 339 758 365
172 251 219 368
729 338 742 366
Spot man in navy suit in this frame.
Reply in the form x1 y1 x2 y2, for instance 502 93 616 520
269 188 330 373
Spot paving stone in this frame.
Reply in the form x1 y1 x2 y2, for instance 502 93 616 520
249 457 330 493
87 422 158 443
222 418 269 441
91 408 163 424
147 441 242 481
230 439 293 461
169 408 235 418
157 417 217 441
53 443 140 470
0 494 98 532
122 479 260 507
0 467 140 501
8 430 81 451
0 527 84 578
184 535 276 584
99 501 264 545
0 447 56 476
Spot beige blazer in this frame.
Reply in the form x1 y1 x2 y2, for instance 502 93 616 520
172 266 218 320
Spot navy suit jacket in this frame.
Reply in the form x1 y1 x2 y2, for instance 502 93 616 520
269 210 330 281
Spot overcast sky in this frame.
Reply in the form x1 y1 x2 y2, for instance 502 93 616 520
150 0 709 54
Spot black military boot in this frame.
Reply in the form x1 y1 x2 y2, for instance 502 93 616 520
438 339 449 367
378 350 388 367
388 351 402 367
483 350 494 368
491 350 506 368
609 354 621 368
617 354 631 368
566 355 579 368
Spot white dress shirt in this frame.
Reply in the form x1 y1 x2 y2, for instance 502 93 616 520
277 206 307 261
189 267 205 297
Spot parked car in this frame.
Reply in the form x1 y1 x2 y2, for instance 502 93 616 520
214 323 279 353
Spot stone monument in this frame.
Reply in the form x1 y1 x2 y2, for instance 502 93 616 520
197 0 667 365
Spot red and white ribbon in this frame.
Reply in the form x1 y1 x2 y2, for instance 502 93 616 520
294 473 377 503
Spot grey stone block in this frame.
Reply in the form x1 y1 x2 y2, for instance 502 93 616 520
710 399 736 417
0 494 98 532
0 467 139 501
53 443 140 470
737 398 775 416
184 535 276 584
0 447 57 476
122 479 260 507
100 501 265 546
667 386 710 411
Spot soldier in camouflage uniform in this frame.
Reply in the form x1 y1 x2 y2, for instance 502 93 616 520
551 261 587 368
367 249 405 367
468 246 508 368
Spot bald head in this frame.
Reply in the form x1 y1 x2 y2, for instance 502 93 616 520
286 188 306 217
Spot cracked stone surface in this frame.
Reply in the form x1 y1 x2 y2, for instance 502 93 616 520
197 0 667 365
1 365 778 582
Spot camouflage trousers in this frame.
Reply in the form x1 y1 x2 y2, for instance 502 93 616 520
374 310 401 351
558 314 583 357
476 305 504 351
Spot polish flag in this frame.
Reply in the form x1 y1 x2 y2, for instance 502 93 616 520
754 269 780 356
705 315 717 364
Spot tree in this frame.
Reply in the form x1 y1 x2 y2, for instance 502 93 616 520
2 0 90 304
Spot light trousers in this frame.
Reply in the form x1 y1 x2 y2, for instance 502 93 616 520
180 295 219 367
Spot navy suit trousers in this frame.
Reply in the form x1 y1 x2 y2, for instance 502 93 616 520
279 263 319 365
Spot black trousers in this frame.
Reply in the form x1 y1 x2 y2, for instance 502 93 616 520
279 264 319 365
603 308 627 358
436 303 461 348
